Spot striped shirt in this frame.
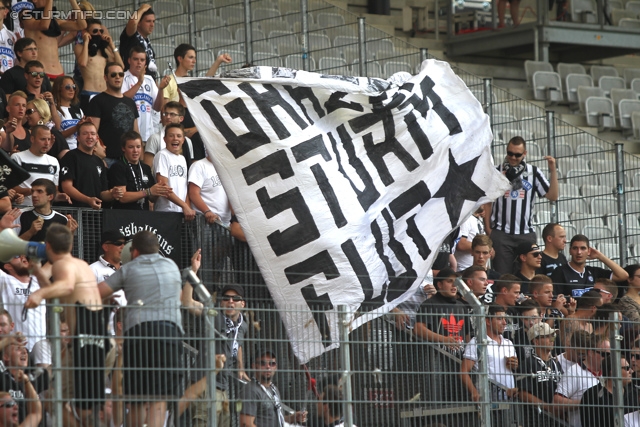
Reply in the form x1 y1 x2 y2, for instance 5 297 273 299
491 163 550 234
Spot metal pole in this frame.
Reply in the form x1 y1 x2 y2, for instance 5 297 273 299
615 142 628 266
534 27 539 61
435 0 440 40
50 300 63 427
188 0 196 49
300 0 310 71
207 305 218 427
546 110 558 224
454 279 491 427
483 77 492 115
447 0 454 39
338 305 354 427
491 0 497 28
244 0 253 65
357 17 366 77
419 47 428 63
609 312 624 427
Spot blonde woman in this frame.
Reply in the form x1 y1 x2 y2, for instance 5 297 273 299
25 98 69 158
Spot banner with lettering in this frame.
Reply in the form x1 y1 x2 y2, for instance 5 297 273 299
179 60 510 363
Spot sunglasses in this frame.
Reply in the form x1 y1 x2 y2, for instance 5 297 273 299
91 28 104 34
507 151 524 158
0 401 16 409
109 72 125 78
25 108 36 115
221 295 243 302
622 365 633 371
595 350 610 357
106 241 125 246
162 112 179 117
28 71 45 78
64 84 77 90
258 360 277 367
530 252 542 258
594 288 612 295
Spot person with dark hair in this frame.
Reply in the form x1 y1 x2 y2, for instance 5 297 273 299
484 136 558 274
593 303 624 337
317 385 347 427
454 206 485 272
0 0 16 76
461 265 489 301
620 264 640 323
518 322 563 427
470 234 501 290
559 289 602 351
74 18 123 112
22 0 86 79
0 38 52 97
538 222 568 276
24 223 105 426
52 75 85 150
86 62 139 167
240 349 307 427
143 101 189 169
513 241 542 294
551 234 628 298
99 230 185 427
580 354 634 427
593 277 618 304
119 3 157 79
16 177 75 241
0 341 42 426
107 130 169 210
557 329 591 373
152 123 195 220
460 303 518 407
59 121 120 208
508 299 540 361
121 44 169 144
22 60 50 103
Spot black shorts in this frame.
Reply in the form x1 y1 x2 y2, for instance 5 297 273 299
123 321 184 399
73 305 106 410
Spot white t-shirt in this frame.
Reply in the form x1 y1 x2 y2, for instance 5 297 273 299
121 70 159 142
454 214 483 271
0 27 16 73
145 128 192 173
9 1 27 38
10 150 59 206
188 158 231 225
59 105 84 150
153 148 188 213
0 268 47 353
463 334 516 400
556 353 576 374
625 411 640 427
555 363 599 427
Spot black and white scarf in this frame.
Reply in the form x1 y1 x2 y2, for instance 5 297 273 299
502 158 527 191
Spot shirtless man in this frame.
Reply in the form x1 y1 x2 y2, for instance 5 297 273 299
22 0 86 78
74 19 123 112
23 223 105 425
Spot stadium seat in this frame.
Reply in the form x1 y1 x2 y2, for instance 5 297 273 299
316 12 345 28
627 227 640 249
253 8 281 20
383 61 412 75
558 196 590 214
624 68 640 86
167 23 190 37
220 6 245 25
308 33 332 50
519 118 547 139
201 26 234 42
585 97 615 130
566 168 599 186
532 71 563 103
619 99 640 129
318 57 350 75
611 88 638 117
367 39 395 57
154 1 184 16
580 184 611 198
196 15 225 31
260 20 291 35
559 183 581 197
285 55 315 70
626 0 640 13
557 62 587 81
512 104 543 120
352 60 383 78
576 141 606 156
583 225 615 240
524 60 553 86
236 28 267 42
589 159 614 175
502 129 532 143
566 73 593 104
253 52 282 66
333 35 358 48
613 9 640 24
598 76 626 97
591 65 619 82
632 111 640 138
570 0 597 22
578 86 604 113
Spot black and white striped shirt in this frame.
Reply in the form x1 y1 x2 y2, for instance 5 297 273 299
491 163 550 235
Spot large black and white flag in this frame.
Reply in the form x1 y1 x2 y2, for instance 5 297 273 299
179 60 510 363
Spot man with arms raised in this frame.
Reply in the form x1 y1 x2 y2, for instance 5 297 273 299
119 4 157 79
24 224 105 425
538 222 568 276
550 234 628 298
22 0 85 78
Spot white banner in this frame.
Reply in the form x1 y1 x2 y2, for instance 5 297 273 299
179 60 510 363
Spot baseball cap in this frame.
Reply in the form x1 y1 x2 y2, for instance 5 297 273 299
101 229 126 245
221 284 245 298
527 322 558 342
516 242 541 257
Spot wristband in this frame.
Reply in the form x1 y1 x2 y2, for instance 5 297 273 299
204 210 211 215
145 188 151 198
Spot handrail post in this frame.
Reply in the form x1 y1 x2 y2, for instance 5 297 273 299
615 142 628 266
50 300 63 427
244 0 253 65
610 312 624 427
301 0 310 71
546 110 558 224
357 17 366 77
338 305 354 427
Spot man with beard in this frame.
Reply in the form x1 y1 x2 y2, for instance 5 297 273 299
87 63 139 168
550 234 628 298
483 136 558 274
108 130 169 210
74 19 123 112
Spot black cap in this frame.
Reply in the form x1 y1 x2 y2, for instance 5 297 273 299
252 347 276 363
434 267 458 283
221 284 244 298
101 229 125 245
515 242 540 257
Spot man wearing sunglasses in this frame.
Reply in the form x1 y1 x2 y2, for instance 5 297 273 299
514 242 543 294
22 60 51 104
484 136 558 275
240 349 307 427
190 284 249 427
0 38 52 100
550 234 628 298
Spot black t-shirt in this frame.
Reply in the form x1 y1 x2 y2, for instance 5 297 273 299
108 158 155 210
119 30 157 79
18 208 68 241
417 293 470 357
0 65 52 95
518 353 563 403
515 271 533 296
0 87 7 120
580 383 634 427
0 370 26 422
507 319 535 362
86 93 139 159
537 251 568 277
59 149 108 207
550 264 612 297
